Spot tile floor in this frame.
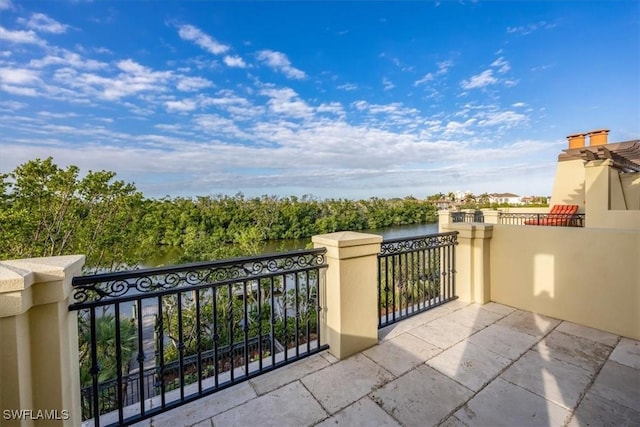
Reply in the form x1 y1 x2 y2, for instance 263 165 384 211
132 301 640 427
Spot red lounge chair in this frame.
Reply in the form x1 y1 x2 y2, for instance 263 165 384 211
524 205 579 226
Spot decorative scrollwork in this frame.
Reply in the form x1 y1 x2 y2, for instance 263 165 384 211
379 232 458 256
71 249 327 307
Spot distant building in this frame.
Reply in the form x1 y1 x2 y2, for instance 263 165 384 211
489 193 521 205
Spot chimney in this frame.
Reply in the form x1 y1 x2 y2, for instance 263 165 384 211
566 133 587 149
588 129 610 146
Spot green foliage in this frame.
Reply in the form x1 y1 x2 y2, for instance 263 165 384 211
0 157 150 270
379 252 442 315
78 313 137 386
3 158 440 270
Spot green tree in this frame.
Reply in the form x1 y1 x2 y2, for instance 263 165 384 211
1 157 149 270
78 313 137 385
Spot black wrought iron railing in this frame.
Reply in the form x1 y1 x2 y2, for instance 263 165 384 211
70 249 327 426
499 213 585 227
378 232 458 328
451 211 484 223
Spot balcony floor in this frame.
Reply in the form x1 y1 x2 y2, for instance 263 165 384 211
133 301 640 427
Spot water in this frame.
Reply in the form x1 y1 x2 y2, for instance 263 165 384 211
145 222 439 267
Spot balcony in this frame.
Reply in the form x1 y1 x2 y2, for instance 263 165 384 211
132 301 639 427
1 226 638 426
1 135 638 426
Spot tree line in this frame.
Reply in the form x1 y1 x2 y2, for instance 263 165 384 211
1 158 438 270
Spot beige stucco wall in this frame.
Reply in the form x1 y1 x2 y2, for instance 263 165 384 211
0 255 84 426
585 160 640 230
550 159 586 212
312 231 382 359
621 172 640 210
489 225 640 339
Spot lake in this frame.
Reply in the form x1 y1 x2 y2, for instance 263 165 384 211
146 222 439 267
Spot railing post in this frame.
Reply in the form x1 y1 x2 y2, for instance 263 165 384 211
438 209 452 232
0 255 85 426
482 210 500 224
441 224 493 304
312 232 382 360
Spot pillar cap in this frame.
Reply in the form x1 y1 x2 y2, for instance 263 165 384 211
312 231 382 248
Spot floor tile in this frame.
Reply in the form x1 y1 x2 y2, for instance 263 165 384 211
364 332 441 377
211 381 327 427
467 323 538 360
409 319 480 349
589 360 640 411
555 321 619 347
454 378 571 427
315 397 401 427
439 304 505 329
427 341 511 391
378 305 452 341
301 353 394 414
535 330 612 373
567 390 640 427
371 365 473 427
250 353 330 395
608 337 640 369
480 302 516 316
501 350 593 409
143 381 257 427
496 310 561 338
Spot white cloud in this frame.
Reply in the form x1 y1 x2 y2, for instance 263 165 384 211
56 59 173 101
0 100 26 111
414 73 434 86
512 102 526 108
177 24 230 55
337 83 357 91
477 111 527 128
352 100 368 111
437 60 453 74
444 119 476 136
382 77 395 91
256 50 306 80
460 69 497 90
415 59 453 86
507 21 556 36
491 57 510 74
223 55 247 68
260 86 313 118
30 50 107 70
176 76 213 91
0 67 40 85
0 0 13 10
18 13 68 34
316 102 345 116
165 99 197 112
0 84 37 96
201 92 250 108
0 26 44 45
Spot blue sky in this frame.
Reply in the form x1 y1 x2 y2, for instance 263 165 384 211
0 1 638 199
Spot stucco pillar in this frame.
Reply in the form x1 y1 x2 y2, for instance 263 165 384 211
482 210 500 224
438 209 452 232
0 255 85 426
312 232 382 359
441 224 493 304
584 158 612 228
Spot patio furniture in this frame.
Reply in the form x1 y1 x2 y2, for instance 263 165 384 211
524 204 579 226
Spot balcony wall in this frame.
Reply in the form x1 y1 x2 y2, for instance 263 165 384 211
488 224 639 340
